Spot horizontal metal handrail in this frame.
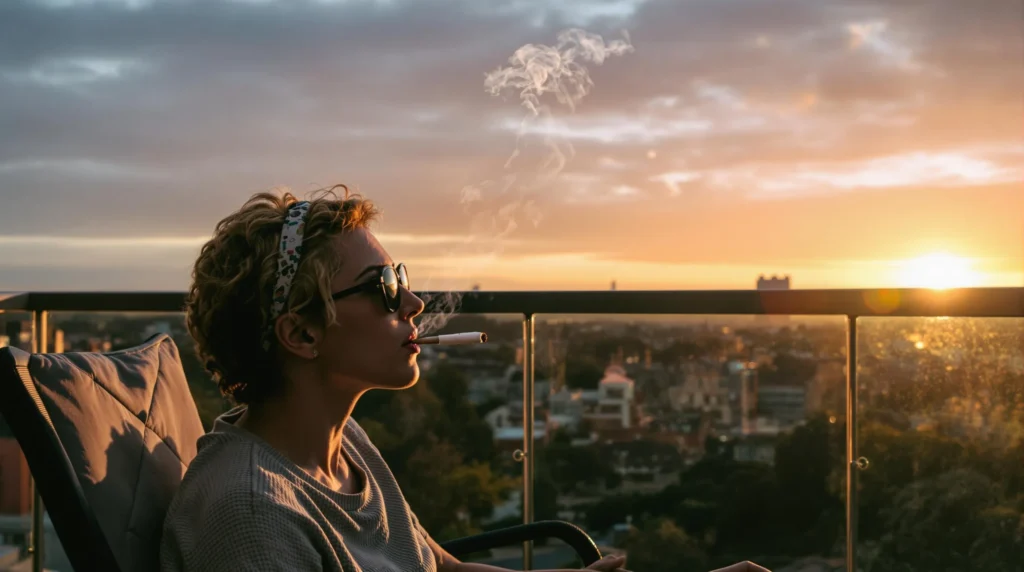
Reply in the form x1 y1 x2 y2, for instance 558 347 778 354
1 287 1022 317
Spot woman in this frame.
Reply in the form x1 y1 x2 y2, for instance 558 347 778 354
160 188 769 572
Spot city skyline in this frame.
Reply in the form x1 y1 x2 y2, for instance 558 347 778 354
0 0 1021 292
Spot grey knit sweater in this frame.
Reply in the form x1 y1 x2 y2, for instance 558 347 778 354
160 407 437 572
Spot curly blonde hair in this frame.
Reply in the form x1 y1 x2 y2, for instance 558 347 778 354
185 186 379 404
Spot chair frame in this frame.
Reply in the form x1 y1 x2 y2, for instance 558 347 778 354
0 344 602 570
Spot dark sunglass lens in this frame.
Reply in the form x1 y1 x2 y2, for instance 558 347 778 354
381 266 399 300
397 264 409 289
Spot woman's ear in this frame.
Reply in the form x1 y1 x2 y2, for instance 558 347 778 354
274 313 320 360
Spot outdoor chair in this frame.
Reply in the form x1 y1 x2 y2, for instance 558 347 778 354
0 333 601 571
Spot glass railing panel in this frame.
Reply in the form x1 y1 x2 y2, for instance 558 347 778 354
534 313 849 571
0 310 530 567
856 317 1024 572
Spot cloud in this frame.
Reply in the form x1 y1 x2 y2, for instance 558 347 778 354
0 0 1020 289
846 20 922 71
643 144 1023 200
2 55 147 87
0 158 165 179
650 171 700 196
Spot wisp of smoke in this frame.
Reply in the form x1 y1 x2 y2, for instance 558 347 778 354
417 28 633 334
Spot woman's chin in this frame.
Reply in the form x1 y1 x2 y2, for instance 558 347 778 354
381 364 420 390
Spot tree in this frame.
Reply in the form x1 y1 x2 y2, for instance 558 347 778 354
856 421 969 541
425 362 497 464
584 493 639 533
539 441 619 494
772 414 844 553
757 352 817 386
712 462 783 558
866 469 1023 572
399 437 517 541
622 518 709 572
654 341 702 367
674 450 842 561
534 471 561 521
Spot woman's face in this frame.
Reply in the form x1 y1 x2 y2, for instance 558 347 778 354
315 228 425 392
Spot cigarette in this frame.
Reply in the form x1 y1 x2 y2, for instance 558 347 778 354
411 332 488 345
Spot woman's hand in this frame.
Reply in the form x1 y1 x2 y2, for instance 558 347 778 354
582 555 767 572
585 554 630 571
712 562 771 572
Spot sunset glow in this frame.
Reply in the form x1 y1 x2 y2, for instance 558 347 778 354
894 253 984 290
0 0 1020 292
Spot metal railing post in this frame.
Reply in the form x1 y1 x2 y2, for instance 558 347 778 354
522 313 535 570
845 315 858 572
29 310 47 572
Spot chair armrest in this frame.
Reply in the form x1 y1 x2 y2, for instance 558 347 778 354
439 520 602 566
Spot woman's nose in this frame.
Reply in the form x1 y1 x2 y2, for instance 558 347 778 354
402 288 425 321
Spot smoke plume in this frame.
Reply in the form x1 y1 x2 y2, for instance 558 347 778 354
417 28 633 334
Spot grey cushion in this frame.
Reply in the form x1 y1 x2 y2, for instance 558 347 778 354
28 334 204 572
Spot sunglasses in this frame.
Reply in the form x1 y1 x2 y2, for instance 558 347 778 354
331 263 409 312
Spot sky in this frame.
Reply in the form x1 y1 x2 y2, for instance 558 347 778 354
0 0 1021 292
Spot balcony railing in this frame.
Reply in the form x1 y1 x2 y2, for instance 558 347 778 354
2 287 1023 571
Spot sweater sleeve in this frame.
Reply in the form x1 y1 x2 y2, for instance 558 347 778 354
410 509 436 546
161 485 325 572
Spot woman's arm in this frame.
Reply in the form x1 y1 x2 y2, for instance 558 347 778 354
426 535 770 572
424 535 627 572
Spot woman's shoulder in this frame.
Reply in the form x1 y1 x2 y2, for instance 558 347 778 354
342 418 388 465
160 434 327 571
169 430 307 522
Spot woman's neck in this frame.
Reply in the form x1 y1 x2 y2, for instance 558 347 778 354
237 384 362 492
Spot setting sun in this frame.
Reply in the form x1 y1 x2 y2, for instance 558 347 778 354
894 253 984 290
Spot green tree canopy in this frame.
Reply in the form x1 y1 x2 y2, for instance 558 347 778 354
622 518 709 572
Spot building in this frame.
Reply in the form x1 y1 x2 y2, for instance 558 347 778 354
0 439 30 516
757 275 791 290
722 360 760 435
584 365 636 431
465 364 516 405
2 321 32 351
647 410 712 457
52 329 65 354
756 275 791 325
603 439 684 481
757 384 808 427
483 405 547 453
667 360 731 425
547 388 586 432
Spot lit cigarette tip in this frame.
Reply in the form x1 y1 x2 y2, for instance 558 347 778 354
411 332 488 345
